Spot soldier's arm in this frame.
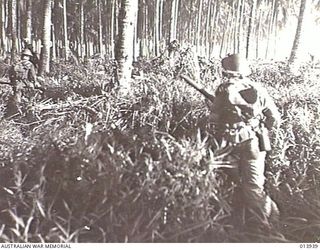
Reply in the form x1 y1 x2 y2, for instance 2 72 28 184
259 87 281 130
28 64 37 82
210 85 227 125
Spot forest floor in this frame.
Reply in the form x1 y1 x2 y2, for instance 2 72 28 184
0 50 320 243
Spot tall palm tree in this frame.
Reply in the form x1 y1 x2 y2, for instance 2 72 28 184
25 0 32 42
246 0 257 59
39 0 52 75
115 0 138 88
10 0 17 62
0 0 5 54
288 0 310 70
63 0 68 60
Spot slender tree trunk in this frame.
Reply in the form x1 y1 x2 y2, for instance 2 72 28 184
16 0 20 52
80 0 85 59
233 0 241 54
211 1 219 56
196 0 203 53
205 0 211 56
137 0 144 57
0 0 5 54
25 0 32 42
159 0 163 47
133 2 138 60
169 0 178 42
220 10 230 57
255 8 262 58
52 23 56 60
144 0 148 56
238 0 245 53
39 0 51 75
10 0 17 62
288 0 310 69
110 0 115 58
187 1 192 44
272 11 278 58
63 0 68 60
154 0 161 56
265 0 276 59
98 0 103 56
229 2 236 54
246 0 257 59
114 0 119 39
115 0 138 88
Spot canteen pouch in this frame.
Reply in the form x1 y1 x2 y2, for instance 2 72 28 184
256 126 271 151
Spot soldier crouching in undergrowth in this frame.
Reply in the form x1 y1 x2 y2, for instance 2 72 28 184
180 53 281 231
211 54 281 230
7 49 39 116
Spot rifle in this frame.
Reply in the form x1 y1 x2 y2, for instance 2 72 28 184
179 74 214 102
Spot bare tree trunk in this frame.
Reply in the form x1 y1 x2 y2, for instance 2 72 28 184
169 0 179 42
196 0 203 53
133 2 138 60
154 0 161 56
39 0 51 75
98 0 103 56
0 0 5 54
246 0 257 59
10 0 17 62
289 0 309 70
159 0 163 46
220 10 230 57
25 0 32 42
137 0 144 57
265 0 276 59
115 0 138 88
80 0 85 59
255 8 262 58
110 0 115 58
17 0 21 52
52 23 56 60
211 1 219 56
229 2 236 54
238 0 245 52
205 0 211 56
272 11 278 58
233 0 241 54
63 0 68 60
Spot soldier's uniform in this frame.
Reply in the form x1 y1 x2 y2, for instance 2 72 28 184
9 49 37 111
212 54 281 227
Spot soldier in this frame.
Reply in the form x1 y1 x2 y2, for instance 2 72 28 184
8 49 37 112
211 54 281 229
22 39 40 72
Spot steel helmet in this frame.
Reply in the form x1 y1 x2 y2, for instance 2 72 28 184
21 49 33 57
221 54 251 76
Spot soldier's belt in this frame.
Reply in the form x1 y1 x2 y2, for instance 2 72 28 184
225 117 261 130
223 119 260 145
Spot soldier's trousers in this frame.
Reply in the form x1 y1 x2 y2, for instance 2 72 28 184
13 82 25 106
227 136 279 224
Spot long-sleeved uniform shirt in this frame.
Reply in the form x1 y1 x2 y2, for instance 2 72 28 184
211 76 280 137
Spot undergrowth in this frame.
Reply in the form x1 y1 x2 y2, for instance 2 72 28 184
0 53 319 243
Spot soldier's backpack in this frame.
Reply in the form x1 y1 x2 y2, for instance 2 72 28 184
9 61 30 82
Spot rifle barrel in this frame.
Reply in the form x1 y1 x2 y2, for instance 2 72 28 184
180 74 214 102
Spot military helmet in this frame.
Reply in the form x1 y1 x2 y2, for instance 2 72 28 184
221 54 251 76
21 49 33 57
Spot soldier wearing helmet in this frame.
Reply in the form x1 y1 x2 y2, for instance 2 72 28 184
8 48 38 114
212 53 281 229
22 39 40 71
